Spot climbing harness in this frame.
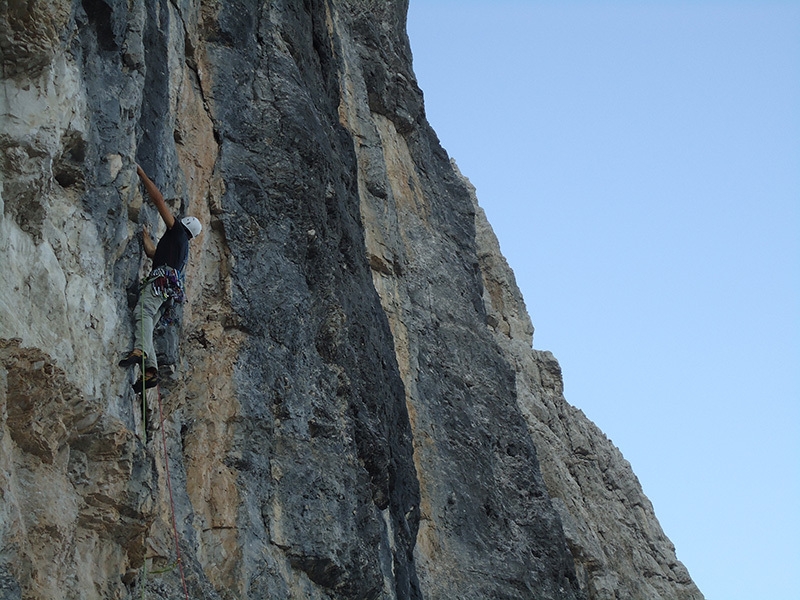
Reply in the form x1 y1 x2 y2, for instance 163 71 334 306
146 265 185 303
144 265 185 327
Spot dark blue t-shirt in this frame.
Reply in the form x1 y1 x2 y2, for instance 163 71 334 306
152 223 189 272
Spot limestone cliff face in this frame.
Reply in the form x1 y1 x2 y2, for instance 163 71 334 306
0 1 702 599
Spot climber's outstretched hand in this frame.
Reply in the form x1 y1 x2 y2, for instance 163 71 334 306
135 164 176 230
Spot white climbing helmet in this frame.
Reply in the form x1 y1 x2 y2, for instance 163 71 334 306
181 216 202 239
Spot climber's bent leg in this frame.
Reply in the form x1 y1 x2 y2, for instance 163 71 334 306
133 281 166 372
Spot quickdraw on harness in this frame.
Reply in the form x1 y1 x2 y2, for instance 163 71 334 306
146 265 185 303
143 265 185 325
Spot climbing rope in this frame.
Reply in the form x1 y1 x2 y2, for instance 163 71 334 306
156 383 191 600
140 293 148 600
141 294 147 442
137 383 190 600
137 277 189 599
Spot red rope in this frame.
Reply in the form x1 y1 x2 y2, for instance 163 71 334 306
155 385 190 600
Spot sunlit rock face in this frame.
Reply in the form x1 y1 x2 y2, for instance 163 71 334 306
0 1 702 599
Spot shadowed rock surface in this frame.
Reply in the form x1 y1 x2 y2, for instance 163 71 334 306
0 1 703 599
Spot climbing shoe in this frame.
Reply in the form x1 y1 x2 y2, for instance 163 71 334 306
133 370 160 392
118 349 146 367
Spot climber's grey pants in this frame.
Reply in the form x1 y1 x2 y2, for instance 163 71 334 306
133 280 167 371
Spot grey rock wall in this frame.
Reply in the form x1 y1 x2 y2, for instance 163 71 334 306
0 1 702 599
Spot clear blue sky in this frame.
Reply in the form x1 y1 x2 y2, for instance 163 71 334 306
406 2 799 599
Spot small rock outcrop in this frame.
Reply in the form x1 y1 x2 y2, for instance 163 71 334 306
0 1 703 599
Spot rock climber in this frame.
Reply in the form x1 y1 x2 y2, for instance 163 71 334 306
118 164 202 391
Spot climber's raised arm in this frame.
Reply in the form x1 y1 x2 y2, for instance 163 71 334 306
136 164 176 229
